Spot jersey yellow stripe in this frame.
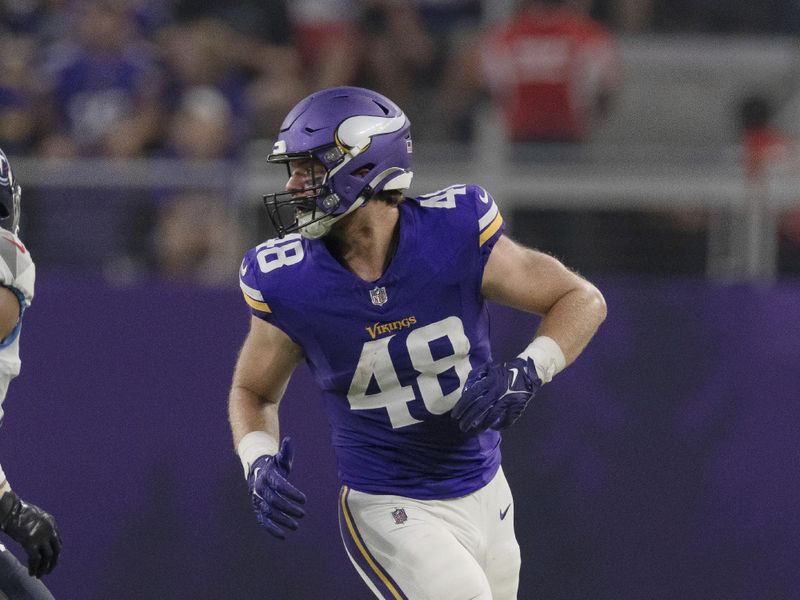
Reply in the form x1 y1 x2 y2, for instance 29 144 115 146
479 212 504 246
241 291 271 313
340 486 403 600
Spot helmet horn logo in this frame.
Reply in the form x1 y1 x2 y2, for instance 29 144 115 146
336 114 408 151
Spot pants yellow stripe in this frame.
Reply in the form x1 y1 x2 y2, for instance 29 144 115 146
340 486 403 600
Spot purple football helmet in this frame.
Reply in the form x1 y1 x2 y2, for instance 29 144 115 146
264 86 414 238
0 148 21 235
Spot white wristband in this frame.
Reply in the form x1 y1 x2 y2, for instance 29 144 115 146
518 336 566 384
237 431 279 479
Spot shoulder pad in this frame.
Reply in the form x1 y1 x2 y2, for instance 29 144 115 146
415 184 504 248
238 234 307 316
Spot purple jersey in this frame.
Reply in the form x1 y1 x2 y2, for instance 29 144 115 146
240 184 505 499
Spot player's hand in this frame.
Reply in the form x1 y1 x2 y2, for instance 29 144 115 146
247 436 307 539
452 356 542 434
0 491 63 578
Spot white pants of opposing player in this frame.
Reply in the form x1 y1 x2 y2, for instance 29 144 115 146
338 467 520 600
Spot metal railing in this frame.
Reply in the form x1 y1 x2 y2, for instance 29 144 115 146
9 149 796 282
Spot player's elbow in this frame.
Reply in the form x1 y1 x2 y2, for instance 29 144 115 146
229 381 279 412
582 282 607 330
0 287 21 340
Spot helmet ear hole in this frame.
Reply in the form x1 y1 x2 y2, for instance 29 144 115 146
351 164 374 178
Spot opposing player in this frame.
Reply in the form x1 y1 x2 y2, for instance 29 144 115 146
0 149 62 599
229 86 606 599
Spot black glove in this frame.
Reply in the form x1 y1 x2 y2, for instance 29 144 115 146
0 491 62 578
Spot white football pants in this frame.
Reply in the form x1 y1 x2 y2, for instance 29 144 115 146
338 467 520 600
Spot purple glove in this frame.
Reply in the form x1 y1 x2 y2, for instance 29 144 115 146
452 356 542 434
247 437 307 539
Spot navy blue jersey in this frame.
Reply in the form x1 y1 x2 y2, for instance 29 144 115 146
240 184 506 499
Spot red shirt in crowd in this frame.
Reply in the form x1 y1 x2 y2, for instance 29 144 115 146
482 4 621 142
742 125 793 177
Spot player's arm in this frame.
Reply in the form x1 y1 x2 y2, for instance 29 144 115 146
481 234 607 368
452 235 606 433
0 289 62 578
228 316 307 539
0 285 20 341
229 316 302 456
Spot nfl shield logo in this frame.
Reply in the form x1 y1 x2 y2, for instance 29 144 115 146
391 507 407 525
370 286 388 306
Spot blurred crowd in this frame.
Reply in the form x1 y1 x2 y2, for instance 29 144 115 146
4 0 799 159
1 0 799 282
0 0 489 160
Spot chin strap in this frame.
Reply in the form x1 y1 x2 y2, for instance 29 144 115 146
300 195 367 239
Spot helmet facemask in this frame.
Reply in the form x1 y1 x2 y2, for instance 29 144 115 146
8 183 21 235
263 150 343 238
263 143 375 239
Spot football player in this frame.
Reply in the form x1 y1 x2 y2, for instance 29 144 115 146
229 86 606 599
0 149 62 599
